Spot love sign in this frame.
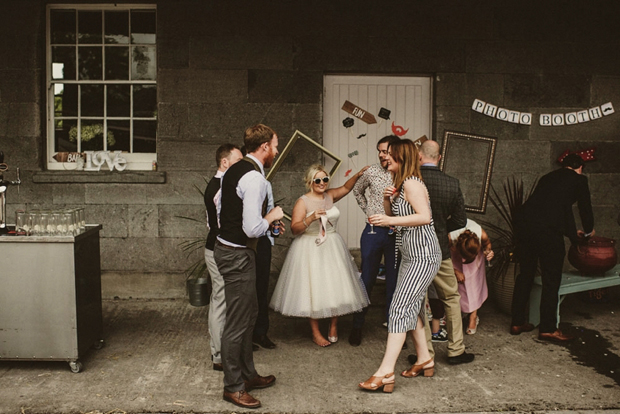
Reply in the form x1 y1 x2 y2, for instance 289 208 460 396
83 151 127 172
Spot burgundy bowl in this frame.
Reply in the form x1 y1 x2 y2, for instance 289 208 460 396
568 236 617 275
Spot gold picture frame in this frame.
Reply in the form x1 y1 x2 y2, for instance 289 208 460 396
266 130 342 220
439 130 498 214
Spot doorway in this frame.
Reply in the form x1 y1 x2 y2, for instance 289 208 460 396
323 74 433 248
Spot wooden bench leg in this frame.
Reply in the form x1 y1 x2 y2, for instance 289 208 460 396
529 284 542 327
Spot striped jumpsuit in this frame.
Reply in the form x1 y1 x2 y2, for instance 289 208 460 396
388 176 442 333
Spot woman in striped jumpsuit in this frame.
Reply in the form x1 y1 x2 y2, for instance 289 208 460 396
359 139 442 393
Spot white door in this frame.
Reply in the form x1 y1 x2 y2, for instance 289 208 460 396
323 75 433 248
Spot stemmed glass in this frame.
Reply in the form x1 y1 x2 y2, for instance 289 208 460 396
367 215 376 234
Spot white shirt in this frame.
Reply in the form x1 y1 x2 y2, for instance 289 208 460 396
207 170 224 229
216 154 271 247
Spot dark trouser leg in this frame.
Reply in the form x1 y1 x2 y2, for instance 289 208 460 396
538 235 565 333
384 233 398 324
214 245 258 393
253 236 271 337
429 298 445 320
352 224 385 329
511 239 539 327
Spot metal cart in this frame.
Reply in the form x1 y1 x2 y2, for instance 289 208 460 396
0 225 103 372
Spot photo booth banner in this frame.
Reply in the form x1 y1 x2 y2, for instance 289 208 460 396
472 99 615 126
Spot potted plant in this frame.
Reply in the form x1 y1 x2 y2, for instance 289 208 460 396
478 176 537 314
177 177 211 307
178 229 211 307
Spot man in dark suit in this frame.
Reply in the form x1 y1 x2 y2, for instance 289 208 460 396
511 153 594 342
409 140 474 365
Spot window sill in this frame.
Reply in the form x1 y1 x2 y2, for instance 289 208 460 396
33 171 166 184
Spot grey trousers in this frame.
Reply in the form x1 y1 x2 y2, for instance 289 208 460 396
205 248 226 364
214 244 259 392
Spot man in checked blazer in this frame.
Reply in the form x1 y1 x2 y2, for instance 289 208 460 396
408 139 475 365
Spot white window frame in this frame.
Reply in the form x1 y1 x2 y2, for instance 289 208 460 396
46 4 157 171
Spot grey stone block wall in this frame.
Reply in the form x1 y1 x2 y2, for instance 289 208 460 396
1 0 619 298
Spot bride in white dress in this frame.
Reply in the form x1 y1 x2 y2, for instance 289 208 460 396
270 164 370 347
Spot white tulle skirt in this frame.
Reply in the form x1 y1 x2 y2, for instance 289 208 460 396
269 230 370 319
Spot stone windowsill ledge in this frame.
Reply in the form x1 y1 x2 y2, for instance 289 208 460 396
32 171 167 184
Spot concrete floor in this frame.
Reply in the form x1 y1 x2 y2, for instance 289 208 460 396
1 281 619 414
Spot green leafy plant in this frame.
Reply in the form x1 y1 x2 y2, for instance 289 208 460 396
69 124 116 146
176 176 210 280
478 176 537 282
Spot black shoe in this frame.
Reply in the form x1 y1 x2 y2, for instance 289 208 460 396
348 328 362 346
252 334 276 349
448 351 475 365
213 362 223 371
252 343 259 352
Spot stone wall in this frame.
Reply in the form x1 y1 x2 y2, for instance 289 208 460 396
1 0 619 298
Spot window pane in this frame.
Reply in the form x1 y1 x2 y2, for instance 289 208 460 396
133 85 157 118
131 10 156 44
108 120 130 152
133 120 156 153
105 11 129 44
105 46 129 80
107 84 130 117
51 10 76 44
80 121 105 151
132 46 156 80
54 83 78 117
51 46 76 80
78 11 102 44
81 84 104 117
54 119 78 152
78 46 103 80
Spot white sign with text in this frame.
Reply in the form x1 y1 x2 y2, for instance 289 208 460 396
83 151 128 171
472 99 614 126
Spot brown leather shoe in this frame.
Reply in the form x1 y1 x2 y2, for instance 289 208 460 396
223 390 261 409
212 362 223 371
510 323 535 335
538 330 574 342
244 374 276 391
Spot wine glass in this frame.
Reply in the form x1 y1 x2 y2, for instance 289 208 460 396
367 215 376 234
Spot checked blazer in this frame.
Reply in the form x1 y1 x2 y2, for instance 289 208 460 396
420 165 467 260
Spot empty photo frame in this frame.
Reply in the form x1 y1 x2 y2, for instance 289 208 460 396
439 130 498 213
266 130 342 220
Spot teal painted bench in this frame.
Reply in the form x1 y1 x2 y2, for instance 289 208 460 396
528 264 620 327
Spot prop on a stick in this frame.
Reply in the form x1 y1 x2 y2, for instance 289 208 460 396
357 133 367 140
377 107 391 127
347 150 359 170
53 152 84 163
342 100 377 124
391 122 409 137
412 135 428 149
345 169 353 177
343 116 355 138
